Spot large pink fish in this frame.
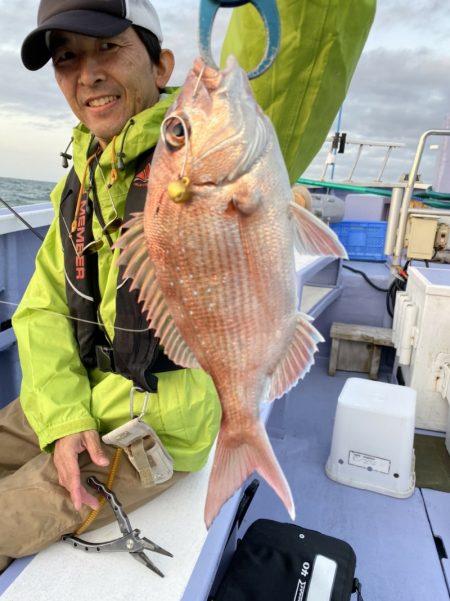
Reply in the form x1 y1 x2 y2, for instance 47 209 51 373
116 56 346 527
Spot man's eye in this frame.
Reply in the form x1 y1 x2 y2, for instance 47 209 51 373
99 42 116 51
53 51 75 65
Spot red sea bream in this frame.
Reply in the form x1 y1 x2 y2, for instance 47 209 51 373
116 56 346 527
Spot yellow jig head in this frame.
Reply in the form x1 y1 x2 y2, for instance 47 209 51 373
167 176 191 204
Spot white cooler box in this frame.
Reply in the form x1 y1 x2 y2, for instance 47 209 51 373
326 377 417 498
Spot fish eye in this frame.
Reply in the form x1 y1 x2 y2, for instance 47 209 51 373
162 116 188 150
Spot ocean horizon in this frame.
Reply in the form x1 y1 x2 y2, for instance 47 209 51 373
0 176 56 207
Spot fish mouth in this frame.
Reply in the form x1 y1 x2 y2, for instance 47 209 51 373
192 55 239 78
191 55 251 99
192 58 221 87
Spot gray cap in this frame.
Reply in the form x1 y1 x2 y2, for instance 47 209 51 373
22 0 163 71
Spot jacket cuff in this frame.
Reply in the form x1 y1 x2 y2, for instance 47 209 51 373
38 417 99 453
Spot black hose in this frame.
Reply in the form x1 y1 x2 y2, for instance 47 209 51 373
342 264 389 292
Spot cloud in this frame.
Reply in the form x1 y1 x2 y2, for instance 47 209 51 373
305 45 450 185
376 0 450 42
0 0 448 187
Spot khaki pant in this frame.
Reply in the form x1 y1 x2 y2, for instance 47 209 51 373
0 399 185 573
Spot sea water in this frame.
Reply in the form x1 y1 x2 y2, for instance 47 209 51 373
0 176 56 207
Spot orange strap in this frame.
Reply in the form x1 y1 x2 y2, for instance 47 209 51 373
70 152 98 234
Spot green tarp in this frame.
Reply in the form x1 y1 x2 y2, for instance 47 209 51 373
222 0 376 183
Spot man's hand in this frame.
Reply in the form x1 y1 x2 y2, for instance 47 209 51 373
53 430 110 512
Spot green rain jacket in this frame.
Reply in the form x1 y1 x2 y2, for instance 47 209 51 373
12 0 375 470
13 95 221 471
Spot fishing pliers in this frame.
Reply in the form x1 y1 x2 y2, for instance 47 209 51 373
199 0 280 79
62 476 172 577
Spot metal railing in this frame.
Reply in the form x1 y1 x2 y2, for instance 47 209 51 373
320 135 405 183
387 130 450 266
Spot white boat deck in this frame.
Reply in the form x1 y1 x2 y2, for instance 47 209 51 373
1 236 449 600
2 358 450 600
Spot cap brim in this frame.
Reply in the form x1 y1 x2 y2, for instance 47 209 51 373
21 10 132 71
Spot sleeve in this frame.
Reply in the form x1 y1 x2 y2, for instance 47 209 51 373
221 0 376 183
11 180 98 452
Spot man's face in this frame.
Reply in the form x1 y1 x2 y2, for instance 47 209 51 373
51 27 173 147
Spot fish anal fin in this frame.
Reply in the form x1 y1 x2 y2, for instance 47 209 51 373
268 313 324 401
204 421 295 528
289 200 347 258
115 214 200 370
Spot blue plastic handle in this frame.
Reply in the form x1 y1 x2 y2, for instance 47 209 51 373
199 0 280 79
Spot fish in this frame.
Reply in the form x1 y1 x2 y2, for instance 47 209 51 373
116 55 346 527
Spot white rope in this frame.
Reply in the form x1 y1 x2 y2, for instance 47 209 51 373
0 299 149 333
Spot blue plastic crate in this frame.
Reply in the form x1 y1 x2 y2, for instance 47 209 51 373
330 221 388 261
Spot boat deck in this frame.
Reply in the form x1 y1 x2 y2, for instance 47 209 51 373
1 356 449 600
1 224 450 600
238 357 450 601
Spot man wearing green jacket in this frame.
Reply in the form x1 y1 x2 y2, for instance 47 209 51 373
0 0 224 573
0 0 375 573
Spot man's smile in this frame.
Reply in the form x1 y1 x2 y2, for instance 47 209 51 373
86 95 120 108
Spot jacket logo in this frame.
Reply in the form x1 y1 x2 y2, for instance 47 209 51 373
133 164 151 187
75 195 87 280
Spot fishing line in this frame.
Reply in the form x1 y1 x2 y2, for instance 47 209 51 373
0 300 149 333
192 62 206 98
159 63 206 181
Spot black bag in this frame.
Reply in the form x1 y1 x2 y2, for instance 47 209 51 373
212 519 363 601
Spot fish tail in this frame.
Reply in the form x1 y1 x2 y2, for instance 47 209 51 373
204 422 295 528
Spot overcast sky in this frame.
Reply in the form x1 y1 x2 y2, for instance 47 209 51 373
0 1 449 189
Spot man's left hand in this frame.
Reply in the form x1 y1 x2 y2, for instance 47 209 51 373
53 430 110 512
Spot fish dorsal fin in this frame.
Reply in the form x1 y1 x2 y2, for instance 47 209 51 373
115 213 200 369
289 200 348 258
268 313 324 401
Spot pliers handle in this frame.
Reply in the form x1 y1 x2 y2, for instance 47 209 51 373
86 476 132 536
62 476 172 577
199 0 280 79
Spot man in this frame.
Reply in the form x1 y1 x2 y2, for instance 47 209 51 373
0 0 375 574
0 0 221 573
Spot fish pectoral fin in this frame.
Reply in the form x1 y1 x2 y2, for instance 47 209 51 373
231 188 262 216
268 313 324 401
288 200 348 258
115 212 200 370
204 422 295 528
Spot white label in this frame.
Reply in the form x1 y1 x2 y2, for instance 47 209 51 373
349 450 391 474
102 418 154 448
306 555 337 601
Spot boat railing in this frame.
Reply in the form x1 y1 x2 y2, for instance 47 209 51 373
389 129 450 266
320 134 405 183
302 129 450 269
0 202 52 406
0 201 53 236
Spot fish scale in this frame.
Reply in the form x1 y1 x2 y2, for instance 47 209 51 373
154 205 261 366
116 55 347 527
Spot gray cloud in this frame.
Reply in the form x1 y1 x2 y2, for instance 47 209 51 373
0 51 69 115
0 0 449 187
376 0 450 43
305 45 450 185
